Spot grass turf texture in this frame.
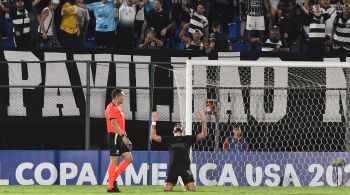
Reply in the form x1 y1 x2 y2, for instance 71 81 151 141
0 186 349 195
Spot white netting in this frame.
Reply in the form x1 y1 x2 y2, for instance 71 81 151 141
173 60 350 186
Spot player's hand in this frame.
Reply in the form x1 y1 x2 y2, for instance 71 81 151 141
197 110 205 121
122 136 132 145
152 112 160 122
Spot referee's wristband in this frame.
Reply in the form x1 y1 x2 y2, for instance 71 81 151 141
152 121 156 126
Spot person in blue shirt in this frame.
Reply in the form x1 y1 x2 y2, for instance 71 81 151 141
223 126 249 151
77 0 117 48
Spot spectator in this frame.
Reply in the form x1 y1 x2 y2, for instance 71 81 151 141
134 0 147 42
139 26 163 49
209 20 231 53
278 0 304 52
116 0 146 49
237 0 247 43
268 0 280 30
38 0 59 47
0 0 43 47
299 2 336 53
179 23 208 52
141 0 175 45
246 0 269 51
60 0 79 48
182 1 209 46
321 0 338 52
31 0 50 46
170 0 190 29
223 126 249 152
209 0 231 35
76 0 90 48
77 0 118 49
331 3 350 53
261 25 289 52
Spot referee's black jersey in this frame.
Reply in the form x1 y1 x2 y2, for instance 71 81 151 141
162 135 197 167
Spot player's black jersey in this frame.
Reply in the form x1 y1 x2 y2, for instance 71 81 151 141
162 135 197 167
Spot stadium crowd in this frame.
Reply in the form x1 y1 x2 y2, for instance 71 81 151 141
0 0 349 53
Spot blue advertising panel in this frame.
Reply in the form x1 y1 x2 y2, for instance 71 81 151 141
0 151 349 186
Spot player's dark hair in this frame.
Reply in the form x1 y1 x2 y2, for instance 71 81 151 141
111 89 123 99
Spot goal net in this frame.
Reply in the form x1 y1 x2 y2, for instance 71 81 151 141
173 60 350 187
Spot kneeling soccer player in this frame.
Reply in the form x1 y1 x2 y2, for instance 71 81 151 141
150 111 207 191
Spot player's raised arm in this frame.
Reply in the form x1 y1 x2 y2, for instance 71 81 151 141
196 111 208 141
150 112 162 143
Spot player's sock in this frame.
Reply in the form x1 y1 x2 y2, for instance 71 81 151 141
114 160 130 178
107 163 117 190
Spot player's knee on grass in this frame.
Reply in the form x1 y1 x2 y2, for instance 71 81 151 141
163 182 174 192
185 182 196 192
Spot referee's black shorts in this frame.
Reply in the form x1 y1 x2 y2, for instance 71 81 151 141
107 132 130 156
165 165 195 185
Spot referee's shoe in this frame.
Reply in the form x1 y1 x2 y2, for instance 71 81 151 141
107 181 120 193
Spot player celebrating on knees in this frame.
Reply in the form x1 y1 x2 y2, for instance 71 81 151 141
105 89 133 192
150 111 208 192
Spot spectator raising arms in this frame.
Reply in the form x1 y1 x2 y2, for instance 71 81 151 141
299 1 337 53
180 23 208 53
331 3 350 54
182 1 209 46
77 0 118 49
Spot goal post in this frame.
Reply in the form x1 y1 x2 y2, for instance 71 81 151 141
173 59 350 186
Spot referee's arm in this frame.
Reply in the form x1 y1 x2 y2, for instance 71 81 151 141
196 111 208 141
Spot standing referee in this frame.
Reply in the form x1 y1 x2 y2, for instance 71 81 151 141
105 89 133 192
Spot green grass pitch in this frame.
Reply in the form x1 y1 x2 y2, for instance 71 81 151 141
0 186 349 195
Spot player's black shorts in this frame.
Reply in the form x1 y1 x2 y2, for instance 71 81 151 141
107 132 130 156
165 165 195 185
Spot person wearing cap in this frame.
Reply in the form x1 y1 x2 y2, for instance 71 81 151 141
299 1 337 53
223 126 249 152
37 0 59 47
261 25 289 52
0 0 42 47
179 23 209 52
139 27 163 49
150 111 207 192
